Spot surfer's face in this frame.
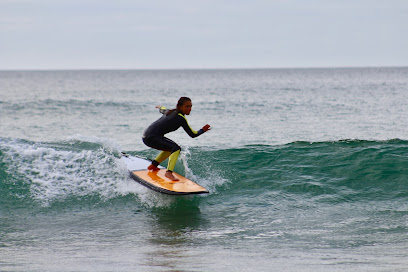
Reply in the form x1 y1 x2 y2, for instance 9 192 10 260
179 100 192 115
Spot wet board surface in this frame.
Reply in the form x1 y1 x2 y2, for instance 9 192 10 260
121 153 209 195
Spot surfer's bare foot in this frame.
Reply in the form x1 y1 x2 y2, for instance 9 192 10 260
148 164 160 171
165 171 179 181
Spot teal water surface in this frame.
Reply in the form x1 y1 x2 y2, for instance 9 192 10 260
1 68 408 271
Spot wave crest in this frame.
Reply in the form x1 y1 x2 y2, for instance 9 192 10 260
1 138 408 209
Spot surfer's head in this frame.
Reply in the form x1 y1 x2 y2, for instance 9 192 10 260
177 97 192 115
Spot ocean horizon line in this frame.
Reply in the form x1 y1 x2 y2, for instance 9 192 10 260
1 65 408 72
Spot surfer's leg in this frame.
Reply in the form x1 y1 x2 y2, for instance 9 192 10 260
167 149 180 172
148 149 169 171
154 151 171 164
143 136 180 175
165 149 180 181
155 138 181 181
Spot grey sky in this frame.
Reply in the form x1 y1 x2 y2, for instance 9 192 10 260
1 0 407 70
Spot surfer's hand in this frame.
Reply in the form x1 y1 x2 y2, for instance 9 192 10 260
202 124 211 132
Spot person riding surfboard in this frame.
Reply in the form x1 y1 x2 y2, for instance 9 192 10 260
142 97 211 181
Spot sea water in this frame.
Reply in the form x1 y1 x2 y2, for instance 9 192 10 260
1 68 408 271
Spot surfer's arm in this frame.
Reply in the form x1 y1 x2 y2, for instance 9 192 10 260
178 114 206 138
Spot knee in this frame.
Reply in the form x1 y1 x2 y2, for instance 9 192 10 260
171 145 181 153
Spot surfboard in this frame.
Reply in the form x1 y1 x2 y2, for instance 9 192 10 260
121 152 209 195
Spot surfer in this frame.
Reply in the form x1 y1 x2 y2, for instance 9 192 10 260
142 97 211 181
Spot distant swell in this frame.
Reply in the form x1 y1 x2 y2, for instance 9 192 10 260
1 137 408 209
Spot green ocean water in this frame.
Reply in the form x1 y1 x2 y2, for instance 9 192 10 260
1 68 408 271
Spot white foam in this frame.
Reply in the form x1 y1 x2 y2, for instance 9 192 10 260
1 138 227 207
179 146 229 194
64 134 123 155
0 138 148 206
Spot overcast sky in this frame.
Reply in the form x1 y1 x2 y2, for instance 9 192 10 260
1 0 407 70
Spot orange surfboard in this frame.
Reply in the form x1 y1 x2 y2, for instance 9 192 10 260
121 153 209 195
130 169 209 195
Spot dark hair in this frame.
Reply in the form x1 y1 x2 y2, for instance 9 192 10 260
177 97 191 108
167 97 191 115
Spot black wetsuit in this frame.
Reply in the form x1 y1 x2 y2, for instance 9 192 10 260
142 108 204 153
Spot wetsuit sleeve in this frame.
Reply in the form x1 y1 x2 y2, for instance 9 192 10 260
159 106 169 115
178 113 205 138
